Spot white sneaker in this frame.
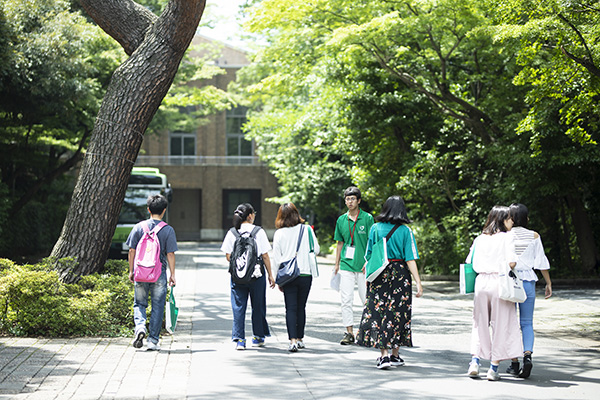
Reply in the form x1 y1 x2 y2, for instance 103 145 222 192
297 340 305 349
486 368 500 381
147 341 161 351
467 362 480 377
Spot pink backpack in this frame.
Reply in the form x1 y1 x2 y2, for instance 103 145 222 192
134 221 167 283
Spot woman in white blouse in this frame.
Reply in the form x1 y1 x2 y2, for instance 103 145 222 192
506 203 552 379
271 203 320 352
466 205 522 381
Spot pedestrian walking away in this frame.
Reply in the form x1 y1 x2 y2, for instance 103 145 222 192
272 203 320 352
356 195 423 370
334 186 374 345
466 205 522 381
506 203 553 379
221 203 275 350
126 194 178 351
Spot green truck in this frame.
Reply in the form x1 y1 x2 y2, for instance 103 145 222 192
109 167 172 258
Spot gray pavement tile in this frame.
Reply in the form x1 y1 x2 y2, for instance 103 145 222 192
0 243 599 400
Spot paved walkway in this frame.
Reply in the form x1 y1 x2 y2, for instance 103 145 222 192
1 242 599 399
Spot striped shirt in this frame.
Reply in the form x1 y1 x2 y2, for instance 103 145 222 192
511 226 550 282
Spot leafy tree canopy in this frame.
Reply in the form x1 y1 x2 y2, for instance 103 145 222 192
238 0 600 274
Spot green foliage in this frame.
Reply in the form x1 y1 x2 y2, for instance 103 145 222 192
146 41 236 136
239 0 600 275
0 258 132 337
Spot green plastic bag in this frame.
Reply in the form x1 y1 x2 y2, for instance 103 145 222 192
166 287 179 333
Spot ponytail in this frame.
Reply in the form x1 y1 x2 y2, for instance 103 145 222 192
232 203 255 230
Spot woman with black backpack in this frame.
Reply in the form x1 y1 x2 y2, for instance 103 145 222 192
221 203 275 350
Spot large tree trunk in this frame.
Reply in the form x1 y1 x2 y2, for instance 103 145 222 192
51 0 206 282
566 194 600 275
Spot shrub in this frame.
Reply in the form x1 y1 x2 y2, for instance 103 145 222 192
0 258 132 337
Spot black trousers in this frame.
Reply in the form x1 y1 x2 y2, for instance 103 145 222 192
282 275 313 340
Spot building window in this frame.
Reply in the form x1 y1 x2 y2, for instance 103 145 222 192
170 132 196 164
226 106 253 162
222 189 261 230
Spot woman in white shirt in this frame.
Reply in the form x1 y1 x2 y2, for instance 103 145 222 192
221 203 274 350
271 203 320 352
506 203 552 379
466 205 522 381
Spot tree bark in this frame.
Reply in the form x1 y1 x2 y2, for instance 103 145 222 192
566 194 600 275
51 0 206 282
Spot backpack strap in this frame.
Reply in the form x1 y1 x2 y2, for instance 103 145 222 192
151 221 167 235
230 227 241 238
249 225 261 238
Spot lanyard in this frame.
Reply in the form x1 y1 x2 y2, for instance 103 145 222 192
347 209 360 246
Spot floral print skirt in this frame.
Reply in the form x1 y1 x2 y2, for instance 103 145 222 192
356 261 413 349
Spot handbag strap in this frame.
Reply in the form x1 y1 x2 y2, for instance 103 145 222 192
468 240 477 263
385 224 401 240
295 225 305 253
307 225 314 252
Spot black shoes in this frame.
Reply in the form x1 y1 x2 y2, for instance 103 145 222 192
519 354 533 378
506 361 520 376
377 356 391 369
390 354 405 366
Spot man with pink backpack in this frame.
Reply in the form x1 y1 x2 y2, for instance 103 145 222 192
126 194 178 351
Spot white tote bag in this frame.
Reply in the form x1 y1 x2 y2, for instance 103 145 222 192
498 267 527 303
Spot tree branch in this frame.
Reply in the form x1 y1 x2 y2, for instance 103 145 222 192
557 12 600 78
79 0 157 55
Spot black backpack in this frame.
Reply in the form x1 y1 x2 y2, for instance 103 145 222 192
229 226 263 284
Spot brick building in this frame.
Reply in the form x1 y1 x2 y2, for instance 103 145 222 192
134 35 280 241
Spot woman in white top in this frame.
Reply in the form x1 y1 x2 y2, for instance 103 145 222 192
466 205 522 381
506 203 552 378
271 203 320 352
221 203 274 350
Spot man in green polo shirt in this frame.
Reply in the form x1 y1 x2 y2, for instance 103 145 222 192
334 186 374 345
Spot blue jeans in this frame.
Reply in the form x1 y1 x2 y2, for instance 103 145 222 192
231 274 269 341
282 275 312 340
133 269 167 344
518 280 537 353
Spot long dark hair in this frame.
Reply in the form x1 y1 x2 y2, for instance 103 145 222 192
375 195 411 225
509 203 528 228
275 203 305 228
482 205 510 235
232 203 255 230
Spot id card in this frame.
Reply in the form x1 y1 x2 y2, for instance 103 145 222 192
345 246 355 260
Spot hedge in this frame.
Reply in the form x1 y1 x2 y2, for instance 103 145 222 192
0 258 133 337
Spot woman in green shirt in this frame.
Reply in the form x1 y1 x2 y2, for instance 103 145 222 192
357 195 423 370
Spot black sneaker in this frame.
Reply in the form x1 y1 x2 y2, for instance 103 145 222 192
519 355 533 378
390 354 405 366
340 332 355 345
377 356 392 370
506 361 520 376
133 331 145 348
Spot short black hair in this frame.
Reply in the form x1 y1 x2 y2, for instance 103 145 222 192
375 195 411 225
147 194 168 215
344 186 361 200
509 203 529 228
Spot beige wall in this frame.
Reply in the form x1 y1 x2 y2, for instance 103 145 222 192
136 35 280 241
